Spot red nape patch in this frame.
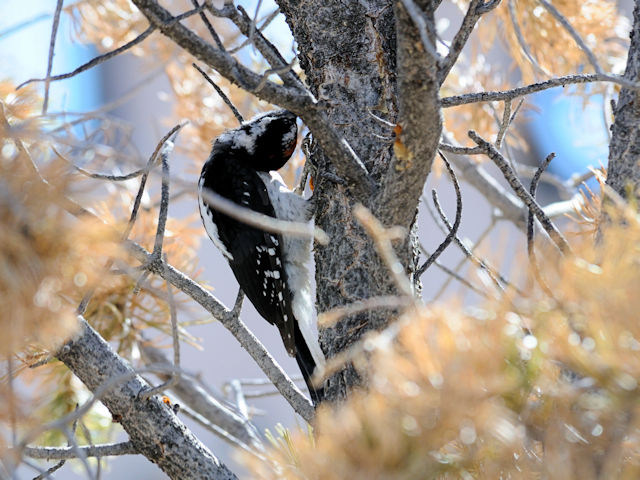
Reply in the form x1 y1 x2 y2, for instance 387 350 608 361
283 141 296 157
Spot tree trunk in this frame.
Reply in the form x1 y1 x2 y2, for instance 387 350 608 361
606 0 640 203
277 0 441 401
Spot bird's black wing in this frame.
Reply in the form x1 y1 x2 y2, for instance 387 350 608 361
199 162 297 355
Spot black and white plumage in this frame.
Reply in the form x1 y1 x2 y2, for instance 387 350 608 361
198 110 325 404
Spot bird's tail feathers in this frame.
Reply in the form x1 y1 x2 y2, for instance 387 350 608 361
294 322 324 406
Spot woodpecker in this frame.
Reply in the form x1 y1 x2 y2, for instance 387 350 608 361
198 110 325 404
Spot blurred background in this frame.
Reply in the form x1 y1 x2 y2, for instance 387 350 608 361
0 0 631 477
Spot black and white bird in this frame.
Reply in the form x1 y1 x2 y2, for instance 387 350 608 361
198 110 325 404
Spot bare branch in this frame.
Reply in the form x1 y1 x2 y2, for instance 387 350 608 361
537 0 602 74
52 147 148 182
199 187 328 244
19 27 155 90
418 243 488 297
507 0 549 76
42 0 64 114
140 343 264 451
193 63 244 123
442 73 640 108
227 380 249 420
495 99 512 149
233 5 302 88
468 130 572 254
51 319 238 479
528 152 556 297
127 243 316 423
191 0 225 50
227 8 280 55
438 143 484 155
441 133 527 230
76 123 184 315
438 0 501 84
140 253 181 400
23 442 137 461
430 187 508 294
151 141 173 258
417 151 462 276
18 4 207 90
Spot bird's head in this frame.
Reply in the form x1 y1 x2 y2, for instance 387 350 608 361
216 110 298 171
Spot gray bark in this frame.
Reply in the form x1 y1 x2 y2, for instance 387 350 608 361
606 0 640 202
57 318 237 480
277 0 440 401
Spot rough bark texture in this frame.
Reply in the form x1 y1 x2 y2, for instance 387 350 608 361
277 0 440 401
131 0 441 403
606 0 640 202
57 319 237 480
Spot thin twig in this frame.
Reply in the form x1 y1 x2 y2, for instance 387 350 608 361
191 0 225 50
233 5 302 87
228 8 280 54
418 244 488 298
469 130 572 254
231 288 245 319
353 205 416 298
317 296 413 328
247 0 264 54
508 0 548 76
227 380 249 419
140 253 181 400
126 124 184 240
417 151 462 276
199 187 329 244
430 217 496 298
438 0 501 84
152 141 173 258
441 73 640 108
495 99 512 149
438 143 484 155
178 404 267 460
431 189 508 294
537 0 602 74
19 26 155 90
42 0 64 114
77 123 185 315
18 4 206 90
253 57 298 94
23 442 137 461
528 152 556 297
139 343 264 451
51 146 148 182
192 63 244 124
